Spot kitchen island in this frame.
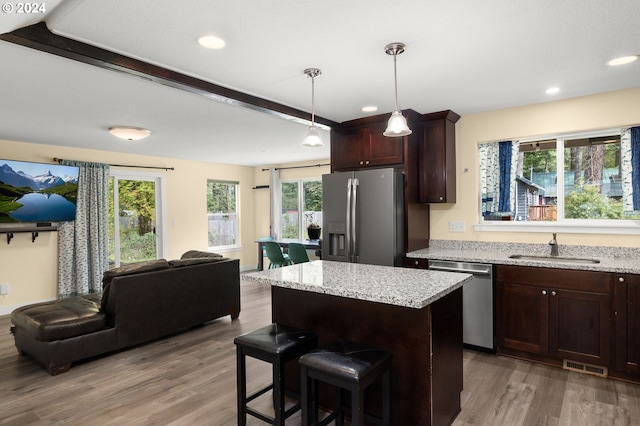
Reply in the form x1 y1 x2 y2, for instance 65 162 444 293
244 260 472 426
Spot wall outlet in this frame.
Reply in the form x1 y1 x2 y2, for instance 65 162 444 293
449 221 465 233
0 283 9 295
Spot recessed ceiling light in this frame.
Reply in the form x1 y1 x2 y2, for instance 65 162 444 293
362 106 378 112
109 126 151 141
197 35 226 49
607 55 638 66
607 55 638 67
545 87 560 95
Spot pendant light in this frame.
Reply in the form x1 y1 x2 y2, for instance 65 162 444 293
301 68 324 148
383 43 412 137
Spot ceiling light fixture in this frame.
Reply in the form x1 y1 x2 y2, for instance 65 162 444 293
362 106 378 113
546 87 560 95
383 42 412 137
301 68 324 148
607 55 638 66
197 35 226 49
108 126 151 141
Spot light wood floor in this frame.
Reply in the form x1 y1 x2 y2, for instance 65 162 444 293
1 279 640 425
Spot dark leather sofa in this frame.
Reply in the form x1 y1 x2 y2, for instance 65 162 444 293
10 251 240 375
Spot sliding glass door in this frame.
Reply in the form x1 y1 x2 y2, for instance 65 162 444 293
108 172 165 267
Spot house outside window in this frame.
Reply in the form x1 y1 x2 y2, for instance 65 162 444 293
207 180 239 249
478 126 640 232
281 179 322 240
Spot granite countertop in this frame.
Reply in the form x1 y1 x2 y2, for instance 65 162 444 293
407 240 640 274
243 260 472 309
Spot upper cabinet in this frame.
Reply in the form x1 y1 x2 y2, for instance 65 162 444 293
330 108 460 206
418 110 460 203
331 116 410 171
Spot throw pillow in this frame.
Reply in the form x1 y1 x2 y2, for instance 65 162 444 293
180 250 223 259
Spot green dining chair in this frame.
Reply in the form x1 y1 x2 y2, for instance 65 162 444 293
288 243 310 264
256 237 273 271
264 241 292 269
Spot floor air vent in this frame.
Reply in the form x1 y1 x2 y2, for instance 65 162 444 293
563 359 608 378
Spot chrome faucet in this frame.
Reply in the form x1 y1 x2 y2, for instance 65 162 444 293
549 233 559 257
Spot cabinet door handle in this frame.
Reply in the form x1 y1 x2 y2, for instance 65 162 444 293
359 161 364 165
551 291 557 296
414 260 419 265
439 196 444 201
542 290 547 295
365 160 370 165
619 277 625 283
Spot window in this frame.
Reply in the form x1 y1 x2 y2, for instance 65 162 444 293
280 179 322 240
207 180 239 249
478 126 640 232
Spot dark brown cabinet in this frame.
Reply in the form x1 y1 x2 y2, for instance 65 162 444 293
419 111 460 203
331 117 407 171
498 281 549 355
614 273 640 375
497 265 612 367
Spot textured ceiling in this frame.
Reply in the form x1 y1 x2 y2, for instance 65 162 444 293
0 0 638 166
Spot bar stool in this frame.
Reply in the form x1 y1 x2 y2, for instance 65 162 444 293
299 340 391 426
235 323 317 425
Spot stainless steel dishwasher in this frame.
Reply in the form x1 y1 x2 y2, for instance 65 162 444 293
428 260 495 352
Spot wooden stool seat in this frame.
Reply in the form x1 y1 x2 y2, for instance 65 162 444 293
299 340 391 426
235 323 317 425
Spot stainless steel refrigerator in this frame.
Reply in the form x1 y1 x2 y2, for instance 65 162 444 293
322 167 404 266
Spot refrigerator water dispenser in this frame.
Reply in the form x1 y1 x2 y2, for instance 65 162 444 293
327 222 346 257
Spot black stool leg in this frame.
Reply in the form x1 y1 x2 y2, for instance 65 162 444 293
351 382 365 426
335 388 344 426
273 357 285 425
236 346 247 426
301 365 310 426
382 369 391 426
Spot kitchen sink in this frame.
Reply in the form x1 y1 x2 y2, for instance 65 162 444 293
509 254 600 264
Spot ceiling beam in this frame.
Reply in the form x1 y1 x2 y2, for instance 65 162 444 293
0 22 338 129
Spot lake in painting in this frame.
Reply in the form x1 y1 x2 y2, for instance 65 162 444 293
9 193 77 222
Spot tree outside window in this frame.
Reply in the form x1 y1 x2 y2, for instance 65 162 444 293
108 176 158 267
281 179 322 239
207 180 238 248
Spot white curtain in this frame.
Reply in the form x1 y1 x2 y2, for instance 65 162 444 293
58 160 110 297
269 168 281 240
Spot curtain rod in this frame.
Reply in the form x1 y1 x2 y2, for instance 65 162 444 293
261 163 330 172
53 158 174 171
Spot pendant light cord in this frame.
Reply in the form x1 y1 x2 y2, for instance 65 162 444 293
393 53 400 112
311 74 316 127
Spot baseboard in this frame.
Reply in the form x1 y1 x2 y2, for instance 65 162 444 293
240 265 258 273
